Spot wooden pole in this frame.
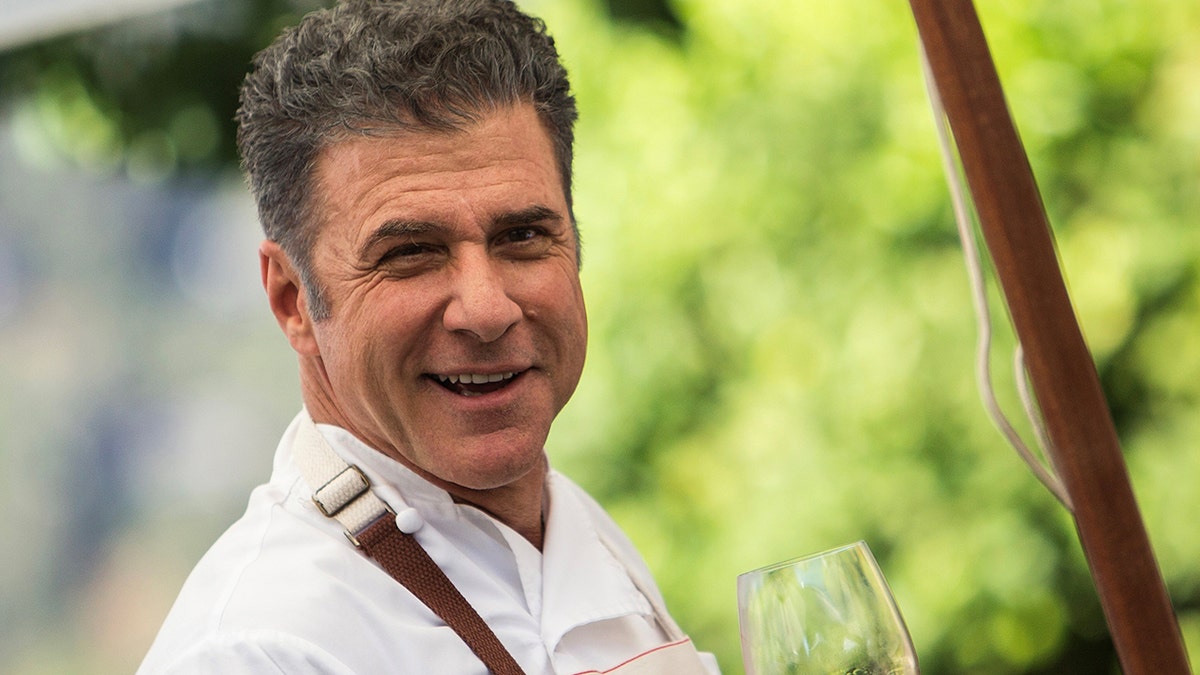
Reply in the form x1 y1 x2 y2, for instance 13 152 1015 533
907 0 1191 671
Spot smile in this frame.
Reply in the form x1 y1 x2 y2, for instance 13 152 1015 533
432 371 521 397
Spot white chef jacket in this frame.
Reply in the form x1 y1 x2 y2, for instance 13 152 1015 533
138 412 720 674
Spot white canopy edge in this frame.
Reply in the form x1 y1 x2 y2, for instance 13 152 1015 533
0 0 205 51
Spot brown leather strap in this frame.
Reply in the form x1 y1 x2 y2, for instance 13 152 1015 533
356 516 527 675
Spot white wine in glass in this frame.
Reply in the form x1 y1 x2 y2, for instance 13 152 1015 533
737 541 919 675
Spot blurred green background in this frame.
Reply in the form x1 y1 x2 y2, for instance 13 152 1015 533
1 0 1197 672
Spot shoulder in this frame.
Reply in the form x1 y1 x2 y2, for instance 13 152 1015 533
141 412 476 673
140 472 410 671
138 630 356 675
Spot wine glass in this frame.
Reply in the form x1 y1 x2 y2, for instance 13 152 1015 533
737 541 919 675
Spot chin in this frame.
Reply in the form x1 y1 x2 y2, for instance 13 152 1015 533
466 458 546 492
409 424 549 490
449 446 547 492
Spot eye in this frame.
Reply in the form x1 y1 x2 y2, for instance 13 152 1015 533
495 226 555 259
502 227 541 243
371 240 447 278
378 242 434 263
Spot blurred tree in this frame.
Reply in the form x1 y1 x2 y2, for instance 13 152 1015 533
0 0 331 176
603 0 683 39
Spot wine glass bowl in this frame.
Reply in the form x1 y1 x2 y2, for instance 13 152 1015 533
737 541 919 675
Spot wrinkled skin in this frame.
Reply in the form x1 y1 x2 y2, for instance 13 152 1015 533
260 105 587 546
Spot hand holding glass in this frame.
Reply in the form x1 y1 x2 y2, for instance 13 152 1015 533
737 541 919 674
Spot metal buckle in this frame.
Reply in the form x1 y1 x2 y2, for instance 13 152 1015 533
312 464 370 518
344 504 396 549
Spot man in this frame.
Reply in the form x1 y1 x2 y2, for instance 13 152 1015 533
138 0 719 672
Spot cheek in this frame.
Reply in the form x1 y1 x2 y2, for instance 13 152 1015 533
564 277 588 347
528 281 586 352
558 280 589 380
315 319 383 388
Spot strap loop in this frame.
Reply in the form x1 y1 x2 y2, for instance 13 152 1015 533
313 464 370 517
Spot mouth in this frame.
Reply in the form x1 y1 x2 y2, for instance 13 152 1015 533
430 370 523 397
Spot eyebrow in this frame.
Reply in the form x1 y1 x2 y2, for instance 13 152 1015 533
494 205 563 228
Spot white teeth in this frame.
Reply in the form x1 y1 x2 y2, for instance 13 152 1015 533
437 372 516 385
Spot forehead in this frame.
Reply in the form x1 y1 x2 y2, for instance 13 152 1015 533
310 105 565 233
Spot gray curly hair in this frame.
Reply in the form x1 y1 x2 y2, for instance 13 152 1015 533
237 0 578 319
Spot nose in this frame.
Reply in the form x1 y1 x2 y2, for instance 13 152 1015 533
442 252 522 342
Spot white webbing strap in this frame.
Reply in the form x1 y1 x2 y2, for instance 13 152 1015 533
291 412 392 543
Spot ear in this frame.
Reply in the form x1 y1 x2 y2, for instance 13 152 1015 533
260 240 320 357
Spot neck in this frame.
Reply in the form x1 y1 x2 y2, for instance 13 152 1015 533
447 464 548 550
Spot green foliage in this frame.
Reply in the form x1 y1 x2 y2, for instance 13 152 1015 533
3 0 1198 672
538 0 1200 672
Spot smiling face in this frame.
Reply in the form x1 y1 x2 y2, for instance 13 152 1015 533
267 104 587 499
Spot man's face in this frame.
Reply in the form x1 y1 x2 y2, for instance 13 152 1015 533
299 104 587 493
